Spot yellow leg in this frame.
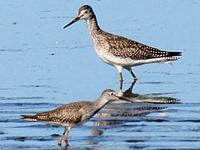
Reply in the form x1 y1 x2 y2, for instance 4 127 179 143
120 72 123 82
65 127 71 146
118 79 124 97
120 79 123 91
115 65 123 82
58 128 67 146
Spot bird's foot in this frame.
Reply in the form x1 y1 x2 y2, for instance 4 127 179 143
65 139 69 146
58 139 62 146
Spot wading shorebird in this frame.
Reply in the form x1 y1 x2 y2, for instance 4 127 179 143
63 5 181 81
22 89 129 146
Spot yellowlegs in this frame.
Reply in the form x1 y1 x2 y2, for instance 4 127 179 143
64 5 181 81
22 89 129 146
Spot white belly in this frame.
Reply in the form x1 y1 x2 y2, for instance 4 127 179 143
95 48 113 65
95 48 172 67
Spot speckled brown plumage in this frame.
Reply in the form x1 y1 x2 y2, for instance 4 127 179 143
22 89 126 146
105 33 181 60
26 102 92 125
64 5 182 81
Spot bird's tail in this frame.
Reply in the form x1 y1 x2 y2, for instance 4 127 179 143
167 51 182 57
164 51 182 62
21 115 38 121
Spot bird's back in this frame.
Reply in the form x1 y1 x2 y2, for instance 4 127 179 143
92 30 181 66
102 31 180 59
22 101 93 127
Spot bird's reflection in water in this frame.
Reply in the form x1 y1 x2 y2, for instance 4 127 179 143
119 80 180 104
89 81 180 143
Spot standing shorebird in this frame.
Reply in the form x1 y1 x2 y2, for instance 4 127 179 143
22 89 129 146
64 5 181 81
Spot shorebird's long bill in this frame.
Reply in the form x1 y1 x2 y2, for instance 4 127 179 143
117 96 132 103
63 16 80 29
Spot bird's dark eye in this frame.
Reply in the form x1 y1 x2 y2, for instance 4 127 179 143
110 92 114 96
85 10 88 13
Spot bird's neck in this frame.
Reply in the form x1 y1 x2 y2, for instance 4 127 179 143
87 15 100 35
92 97 110 113
80 98 110 122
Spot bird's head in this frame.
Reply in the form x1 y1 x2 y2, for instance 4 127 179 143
64 5 94 29
100 89 132 102
100 89 119 101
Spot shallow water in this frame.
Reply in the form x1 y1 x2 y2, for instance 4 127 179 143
0 0 200 149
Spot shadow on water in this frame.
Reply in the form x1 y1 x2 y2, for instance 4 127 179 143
0 82 181 149
0 0 200 149
120 80 180 104
87 81 180 146
2 80 200 149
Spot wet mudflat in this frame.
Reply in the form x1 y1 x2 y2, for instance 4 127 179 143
0 0 200 149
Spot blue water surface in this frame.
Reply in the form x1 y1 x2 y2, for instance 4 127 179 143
0 0 200 149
